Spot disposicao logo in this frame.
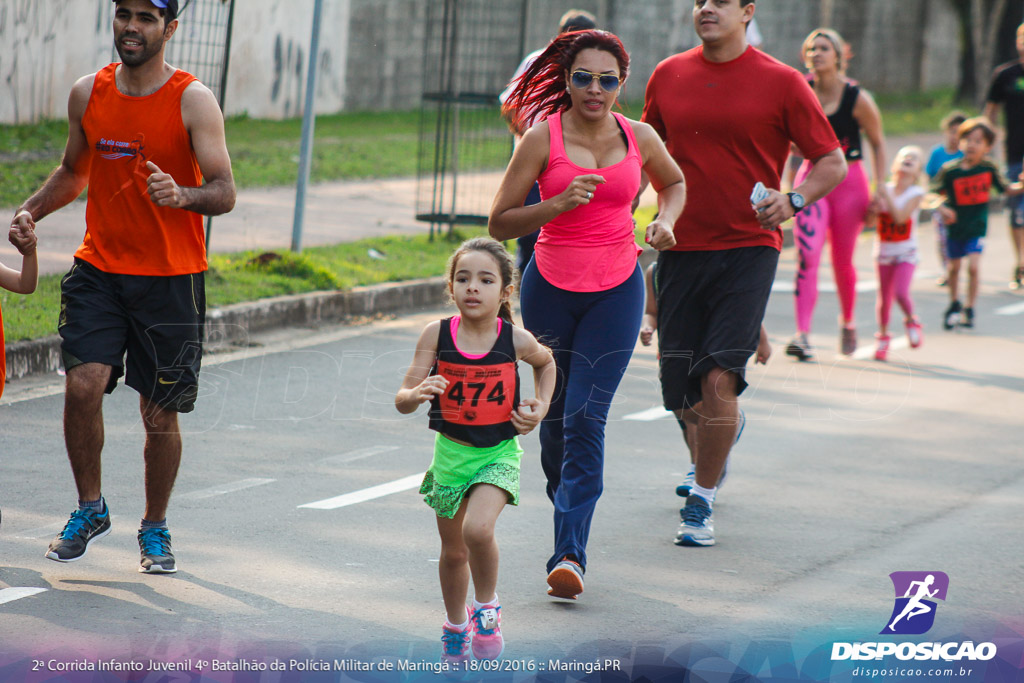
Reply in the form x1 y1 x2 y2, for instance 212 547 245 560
831 571 997 663
881 571 948 635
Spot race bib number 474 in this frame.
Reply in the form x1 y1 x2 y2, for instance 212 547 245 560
437 361 516 425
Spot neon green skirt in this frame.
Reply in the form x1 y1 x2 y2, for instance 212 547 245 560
420 433 523 519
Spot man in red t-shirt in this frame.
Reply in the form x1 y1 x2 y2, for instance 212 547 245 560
641 0 845 547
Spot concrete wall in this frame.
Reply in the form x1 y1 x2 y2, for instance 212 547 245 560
0 0 961 125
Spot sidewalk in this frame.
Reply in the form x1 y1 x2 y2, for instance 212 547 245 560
2 133 947 384
1 133 943 276
0 176 444 277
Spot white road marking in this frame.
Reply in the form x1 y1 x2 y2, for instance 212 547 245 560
995 301 1024 316
849 336 910 361
772 280 878 294
0 588 48 606
318 445 400 465
298 473 424 510
178 478 276 501
771 271 934 294
623 406 673 421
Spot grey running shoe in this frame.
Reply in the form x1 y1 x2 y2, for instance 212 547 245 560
675 494 714 546
546 558 584 600
138 527 177 574
840 326 857 356
785 334 814 361
45 506 111 562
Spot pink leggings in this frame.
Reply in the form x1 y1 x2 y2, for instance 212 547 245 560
793 160 871 332
876 260 916 330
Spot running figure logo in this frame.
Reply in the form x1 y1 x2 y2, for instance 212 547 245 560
881 571 949 635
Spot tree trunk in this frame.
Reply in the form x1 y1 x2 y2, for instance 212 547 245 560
972 0 1009 106
952 0 976 102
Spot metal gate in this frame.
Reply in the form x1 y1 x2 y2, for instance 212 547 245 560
415 0 529 239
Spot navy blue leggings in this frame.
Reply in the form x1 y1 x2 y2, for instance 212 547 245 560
520 259 644 573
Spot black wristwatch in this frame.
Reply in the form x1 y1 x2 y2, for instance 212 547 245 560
787 192 806 214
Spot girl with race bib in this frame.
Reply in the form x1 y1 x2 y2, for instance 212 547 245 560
872 146 926 361
395 237 555 668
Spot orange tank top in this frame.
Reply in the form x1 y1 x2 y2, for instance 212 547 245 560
76 63 205 275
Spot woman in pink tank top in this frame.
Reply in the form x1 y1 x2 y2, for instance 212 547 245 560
489 30 685 601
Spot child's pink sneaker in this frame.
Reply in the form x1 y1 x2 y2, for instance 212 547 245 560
905 318 924 348
874 334 891 361
470 603 504 660
440 608 472 669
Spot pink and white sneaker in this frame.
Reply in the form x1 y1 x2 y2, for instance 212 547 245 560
440 608 472 669
905 318 924 348
874 334 891 361
470 603 504 660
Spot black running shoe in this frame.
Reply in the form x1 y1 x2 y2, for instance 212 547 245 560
138 527 177 574
785 334 814 361
943 300 962 330
961 307 975 328
1010 267 1022 290
45 506 112 562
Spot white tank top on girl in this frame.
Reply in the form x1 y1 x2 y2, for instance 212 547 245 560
874 183 926 265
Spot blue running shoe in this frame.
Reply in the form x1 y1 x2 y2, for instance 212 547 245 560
674 494 715 547
138 527 177 574
675 469 696 498
46 506 111 562
675 409 744 496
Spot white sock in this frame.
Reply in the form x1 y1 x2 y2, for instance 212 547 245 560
691 483 716 505
473 594 498 610
446 616 469 630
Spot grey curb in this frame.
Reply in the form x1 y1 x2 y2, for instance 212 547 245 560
4 233 797 384
4 276 448 383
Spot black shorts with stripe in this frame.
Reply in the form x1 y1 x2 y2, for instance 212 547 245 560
656 246 778 411
58 258 205 413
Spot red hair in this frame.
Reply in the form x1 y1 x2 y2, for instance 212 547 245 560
502 30 629 135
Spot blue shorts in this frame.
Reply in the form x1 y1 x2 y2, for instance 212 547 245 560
946 237 984 260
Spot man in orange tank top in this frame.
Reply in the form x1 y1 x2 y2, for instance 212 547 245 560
8 0 235 574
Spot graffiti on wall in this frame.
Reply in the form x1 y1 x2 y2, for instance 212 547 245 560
271 33 305 118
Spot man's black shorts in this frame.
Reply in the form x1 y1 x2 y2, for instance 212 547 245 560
656 246 778 411
58 259 205 413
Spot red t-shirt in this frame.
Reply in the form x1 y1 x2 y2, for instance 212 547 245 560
642 46 839 251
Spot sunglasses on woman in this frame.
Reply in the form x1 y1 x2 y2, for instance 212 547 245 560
569 70 620 92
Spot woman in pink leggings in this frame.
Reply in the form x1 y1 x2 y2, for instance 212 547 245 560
786 28 887 360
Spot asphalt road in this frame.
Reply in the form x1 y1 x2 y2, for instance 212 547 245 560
1 218 1023 682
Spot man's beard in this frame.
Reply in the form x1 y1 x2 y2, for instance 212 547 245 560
115 33 161 67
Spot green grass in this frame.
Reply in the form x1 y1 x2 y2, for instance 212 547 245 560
0 90 968 209
873 87 962 137
1 228 488 342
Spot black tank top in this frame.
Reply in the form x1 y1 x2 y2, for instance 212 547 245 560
825 82 863 162
429 317 520 448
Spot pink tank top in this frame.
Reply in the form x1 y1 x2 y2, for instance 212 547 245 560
535 111 642 292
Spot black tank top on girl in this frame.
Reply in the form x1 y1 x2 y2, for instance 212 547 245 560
825 82 863 162
429 317 521 448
